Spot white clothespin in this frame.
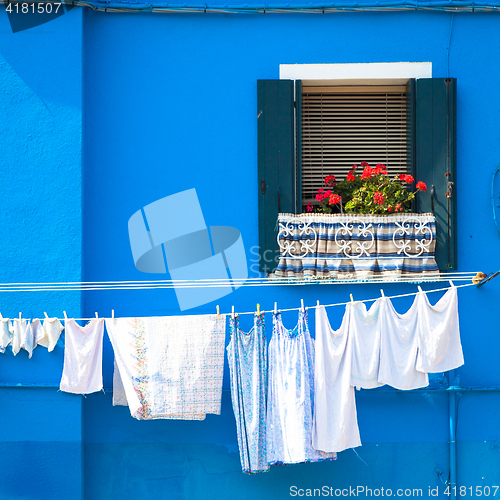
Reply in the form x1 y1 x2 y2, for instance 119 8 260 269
216 305 220 320
44 312 49 319
0 312 3 319
63 311 68 321
95 312 99 319
417 286 423 293
256 303 260 315
350 294 354 304
274 302 277 314
317 300 320 307
19 312 22 321
112 309 115 321
380 289 385 298
449 280 455 288
231 305 235 319
301 299 305 312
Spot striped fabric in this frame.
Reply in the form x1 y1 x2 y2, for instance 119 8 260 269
273 213 439 280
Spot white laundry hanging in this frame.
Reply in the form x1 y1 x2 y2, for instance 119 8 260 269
0 319 13 353
416 285 464 373
59 318 105 394
312 305 361 453
12 318 35 358
106 315 226 420
37 317 64 352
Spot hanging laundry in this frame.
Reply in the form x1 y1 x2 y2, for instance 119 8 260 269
312 305 361 454
227 312 268 474
416 286 464 373
112 358 128 407
378 296 429 390
0 318 13 353
60 318 105 394
106 315 225 420
350 300 384 389
36 317 64 352
12 318 35 358
267 309 336 464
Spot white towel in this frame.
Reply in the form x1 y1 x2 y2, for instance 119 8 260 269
312 305 361 453
106 315 225 420
37 318 64 352
350 301 384 389
378 296 429 390
0 319 13 353
60 319 105 394
416 287 464 373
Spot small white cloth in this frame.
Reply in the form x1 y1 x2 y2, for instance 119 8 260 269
60 318 105 394
416 286 464 373
350 301 384 389
106 315 225 420
312 305 361 454
37 318 64 352
0 319 13 353
378 297 429 390
12 318 35 358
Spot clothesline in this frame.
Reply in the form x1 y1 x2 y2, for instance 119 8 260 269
0 272 480 292
14 280 476 321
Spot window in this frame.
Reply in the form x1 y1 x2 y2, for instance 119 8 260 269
257 74 456 274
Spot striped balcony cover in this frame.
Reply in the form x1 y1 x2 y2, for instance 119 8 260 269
273 213 439 280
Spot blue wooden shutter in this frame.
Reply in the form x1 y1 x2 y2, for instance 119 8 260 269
257 79 296 273
415 78 457 271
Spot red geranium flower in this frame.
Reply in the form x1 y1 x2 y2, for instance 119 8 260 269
416 181 427 192
360 161 369 167
399 174 406 181
352 164 358 170
306 202 313 212
404 175 415 184
325 174 336 186
324 190 332 198
347 171 356 182
373 191 385 205
388 206 393 211
329 194 342 205
375 163 387 175
361 166 373 180
315 193 324 201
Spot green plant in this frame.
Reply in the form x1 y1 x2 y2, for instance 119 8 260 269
307 162 427 215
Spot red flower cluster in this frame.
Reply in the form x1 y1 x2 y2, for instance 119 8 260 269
373 191 385 205
329 194 342 205
306 202 313 212
416 181 427 191
361 166 373 180
347 170 356 182
374 163 388 175
325 174 336 186
388 202 403 212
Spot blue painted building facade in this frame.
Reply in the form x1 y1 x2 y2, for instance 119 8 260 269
0 3 499 499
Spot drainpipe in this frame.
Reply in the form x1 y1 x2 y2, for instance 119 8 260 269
449 369 457 500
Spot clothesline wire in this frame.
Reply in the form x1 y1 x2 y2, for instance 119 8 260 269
0 271 478 287
234 281 476 316
0 273 479 293
15 281 475 321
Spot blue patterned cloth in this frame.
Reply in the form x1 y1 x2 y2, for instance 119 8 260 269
267 310 337 465
227 313 269 474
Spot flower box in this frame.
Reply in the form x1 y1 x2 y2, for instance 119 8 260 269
273 213 439 280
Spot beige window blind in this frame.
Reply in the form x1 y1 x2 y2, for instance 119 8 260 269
301 85 409 205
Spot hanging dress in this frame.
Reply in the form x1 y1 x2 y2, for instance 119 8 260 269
267 309 336 465
227 312 269 474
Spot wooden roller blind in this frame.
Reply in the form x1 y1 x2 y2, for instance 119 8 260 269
301 85 410 204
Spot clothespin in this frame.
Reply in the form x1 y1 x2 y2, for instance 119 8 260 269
0 312 3 319
350 294 354 304
63 311 68 321
301 299 305 312
44 312 49 319
417 286 423 293
112 309 115 321
231 305 235 319
256 303 260 315
95 312 98 319
216 305 220 319
317 300 320 307
380 289 385 298
19 312 22 321
274 302 277 314
448 280 455 288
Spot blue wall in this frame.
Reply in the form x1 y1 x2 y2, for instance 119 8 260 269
1 5 500 499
